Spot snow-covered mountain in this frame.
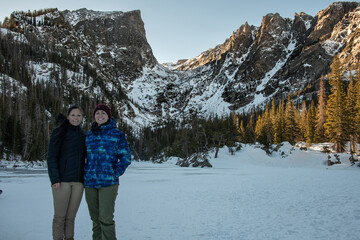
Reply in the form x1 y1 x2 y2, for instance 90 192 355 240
167 1 360 112
1 2 360 130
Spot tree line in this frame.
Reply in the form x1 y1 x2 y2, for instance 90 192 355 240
1 8 58 32
248 56 359 154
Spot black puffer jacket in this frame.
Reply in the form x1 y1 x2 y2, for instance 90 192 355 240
47 124 86 185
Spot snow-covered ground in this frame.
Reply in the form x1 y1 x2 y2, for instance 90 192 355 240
1 143 360 240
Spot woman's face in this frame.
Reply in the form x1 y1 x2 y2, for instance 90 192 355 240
67 108 83 126
95 110 109 126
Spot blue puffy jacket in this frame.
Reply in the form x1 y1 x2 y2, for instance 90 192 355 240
85 118 131 188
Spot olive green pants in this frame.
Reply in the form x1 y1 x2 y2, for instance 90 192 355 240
52 182 84 240
85 184 119 240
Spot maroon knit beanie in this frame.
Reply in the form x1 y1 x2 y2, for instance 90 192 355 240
93 104 112 119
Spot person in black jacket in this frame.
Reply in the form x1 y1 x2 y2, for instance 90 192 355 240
47 106 86 240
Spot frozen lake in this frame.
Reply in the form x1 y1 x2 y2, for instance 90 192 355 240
1 144 360 240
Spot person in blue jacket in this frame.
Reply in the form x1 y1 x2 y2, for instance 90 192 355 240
47 106 86 240
85 103 131 240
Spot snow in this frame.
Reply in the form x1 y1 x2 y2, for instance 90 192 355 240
28 61 56 83
0 74 28 96
0 28 8 35
27 61 95 95
0 28 28 43
303 19 312 31
187 80 232 118
240 36 297 113
322 40 343 56
1 143 360 240
64 9 123 26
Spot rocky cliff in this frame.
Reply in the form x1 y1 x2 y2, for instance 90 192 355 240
169 2 359 112
1 2 360 130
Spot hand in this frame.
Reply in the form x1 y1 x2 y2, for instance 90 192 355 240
52 183 60 189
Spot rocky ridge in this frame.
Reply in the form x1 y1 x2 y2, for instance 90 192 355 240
1 2 360 130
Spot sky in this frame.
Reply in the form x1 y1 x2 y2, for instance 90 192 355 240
0 0 337 63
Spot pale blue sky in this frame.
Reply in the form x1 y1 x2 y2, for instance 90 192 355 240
1 0 337 63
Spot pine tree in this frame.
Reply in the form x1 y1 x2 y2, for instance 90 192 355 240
231 111 241 142
345 71 357 153
305 101 316 144
239 119 246 142
294 102 301 139
244 111 256 144
265 104 273 146
274 97 285 144
315 76 327 143
355 66 360 147
256 103 272 146
300 101 308 141
284 93 299 144
255 114 264 144
324 56 347 152
270 98 276 140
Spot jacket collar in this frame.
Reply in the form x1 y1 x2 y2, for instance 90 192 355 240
91 118 116 132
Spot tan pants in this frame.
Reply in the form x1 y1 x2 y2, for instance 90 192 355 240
52 182 84 240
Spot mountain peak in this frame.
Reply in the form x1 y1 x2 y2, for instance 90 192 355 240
1 2 360 130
